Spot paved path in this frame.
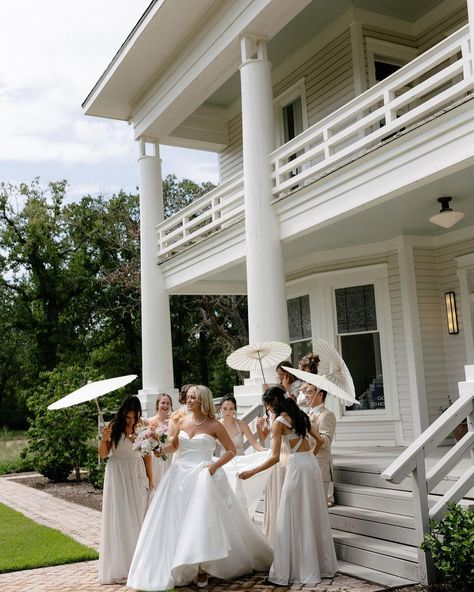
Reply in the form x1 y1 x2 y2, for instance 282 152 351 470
0 475 386 592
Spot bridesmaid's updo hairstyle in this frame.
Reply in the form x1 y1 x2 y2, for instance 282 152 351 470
110 395 142 448
262 386 310 438
192 385 216 420
178 384 194 406
155 392 173 412
299 353 320 374
220 394 237 412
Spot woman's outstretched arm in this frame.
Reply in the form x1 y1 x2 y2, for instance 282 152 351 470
309 426 323 455
207 422 237 476
238 420 283 480
239 419 266 452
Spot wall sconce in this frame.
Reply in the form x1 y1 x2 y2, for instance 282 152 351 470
444 292 459 335
429 197 464 229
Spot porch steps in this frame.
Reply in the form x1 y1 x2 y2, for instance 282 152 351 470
329 462 474 586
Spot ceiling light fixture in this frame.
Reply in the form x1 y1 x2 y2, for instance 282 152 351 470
429 197 464 229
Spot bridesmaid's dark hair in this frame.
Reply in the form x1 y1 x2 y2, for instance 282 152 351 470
110 395 142 448
262 386 310 438
220 394 237 411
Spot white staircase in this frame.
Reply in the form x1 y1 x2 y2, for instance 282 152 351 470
330 456 474 587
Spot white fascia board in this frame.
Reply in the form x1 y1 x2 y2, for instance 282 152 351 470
131 0 312 139
161 221 246 292
275 100 474 243
169 281 247 296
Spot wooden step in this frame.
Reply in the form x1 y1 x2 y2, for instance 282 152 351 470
332 529 419 581
336 560 417 588
329 505 416 545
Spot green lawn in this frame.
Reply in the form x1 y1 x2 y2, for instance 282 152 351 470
0 503 98 573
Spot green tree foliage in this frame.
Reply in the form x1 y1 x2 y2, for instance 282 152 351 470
23 365 100 481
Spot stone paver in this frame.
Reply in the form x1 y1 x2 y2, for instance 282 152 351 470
0 475 386 592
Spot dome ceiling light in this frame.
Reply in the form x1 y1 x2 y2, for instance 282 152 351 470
429 196 464 229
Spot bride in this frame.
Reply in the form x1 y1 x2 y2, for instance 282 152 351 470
127 385 272 591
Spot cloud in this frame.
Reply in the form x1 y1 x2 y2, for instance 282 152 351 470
0 1 218 193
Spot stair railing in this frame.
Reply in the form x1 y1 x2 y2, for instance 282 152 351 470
241 403 264 452
381 365 474 584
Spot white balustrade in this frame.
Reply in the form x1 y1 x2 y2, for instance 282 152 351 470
156 25 474 259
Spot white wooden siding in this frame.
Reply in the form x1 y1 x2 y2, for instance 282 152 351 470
416 5 467 53
436 238 474 401
219 113 243 183
388 252 413 443
413 248 450 425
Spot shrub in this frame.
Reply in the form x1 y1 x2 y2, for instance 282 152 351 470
85 446 107 490
421 502 474 587
24 366 100 482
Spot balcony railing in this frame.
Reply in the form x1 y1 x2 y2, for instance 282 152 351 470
157 25 473 260
271 25 474 197
156 173 244 260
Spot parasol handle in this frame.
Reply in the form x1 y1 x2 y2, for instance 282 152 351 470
257 352 266 384
94 398 105 428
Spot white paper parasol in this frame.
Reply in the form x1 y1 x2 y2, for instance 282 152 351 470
226 341 291 382
313 338 356 398
47 375 138 421
282 366 360 406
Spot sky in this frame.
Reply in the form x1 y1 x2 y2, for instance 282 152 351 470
0 1 218 201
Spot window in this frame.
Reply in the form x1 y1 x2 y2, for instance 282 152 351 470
287 295 312 365
335 284 385 411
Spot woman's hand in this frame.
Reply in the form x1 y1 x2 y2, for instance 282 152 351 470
102 425 112 442
148 478 155 491
207 463 218 476
238 469 255 480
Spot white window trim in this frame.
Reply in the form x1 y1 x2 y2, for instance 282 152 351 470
273 78 308 147
287 265 400 423
366 37 418 87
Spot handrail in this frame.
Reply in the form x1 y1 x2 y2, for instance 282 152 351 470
381 365 474 584
270 25 474 197
241 403 263 451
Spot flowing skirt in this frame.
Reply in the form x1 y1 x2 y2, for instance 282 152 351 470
127 456 272 591
269 451 337 585
99 455 149 584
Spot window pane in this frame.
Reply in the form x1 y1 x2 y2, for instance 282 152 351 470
335 285 377 333
340 332 384 410
287 295 311 341
290 339 313 367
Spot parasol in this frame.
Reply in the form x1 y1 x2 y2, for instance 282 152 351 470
226 341 291 382
47 374 138 422
282 366 359 406
313 338 355 398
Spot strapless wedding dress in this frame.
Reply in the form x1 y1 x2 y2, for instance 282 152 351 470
127 432 272 591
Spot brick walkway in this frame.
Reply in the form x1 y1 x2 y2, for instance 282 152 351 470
0 475 386 592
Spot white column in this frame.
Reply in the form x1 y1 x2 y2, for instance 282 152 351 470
239 35 289 361
137 139 175 415
468 1 474 77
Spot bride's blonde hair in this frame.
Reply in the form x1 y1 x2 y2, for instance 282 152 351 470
192 385 216 419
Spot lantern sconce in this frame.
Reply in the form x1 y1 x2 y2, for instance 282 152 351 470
444 291 459 335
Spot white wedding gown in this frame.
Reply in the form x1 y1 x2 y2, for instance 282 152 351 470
127 432 273 591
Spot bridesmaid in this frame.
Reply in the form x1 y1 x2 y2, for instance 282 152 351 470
276 361 304 402
148 393 173 487
219 394 265 455
240 387 337 586
98 395 152 585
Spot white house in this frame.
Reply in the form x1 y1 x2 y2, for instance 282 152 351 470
84 0 474 584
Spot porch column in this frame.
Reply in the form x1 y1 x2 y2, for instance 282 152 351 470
239 35 289 365
137 139 175 415
468 0 474 72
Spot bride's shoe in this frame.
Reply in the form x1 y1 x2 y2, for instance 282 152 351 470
197 571 208 588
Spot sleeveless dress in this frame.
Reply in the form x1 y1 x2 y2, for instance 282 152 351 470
268 416 337 586
263 414 286 546
127 431 273 591
99 435 149 584
148 417 172 487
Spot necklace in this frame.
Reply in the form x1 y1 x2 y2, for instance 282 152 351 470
191 416 208 426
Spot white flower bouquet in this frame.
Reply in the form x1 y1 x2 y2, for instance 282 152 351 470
132 425 168 460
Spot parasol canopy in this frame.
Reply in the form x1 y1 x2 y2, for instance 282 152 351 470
226 341 291 382
282 366 359 406
313 338 355 398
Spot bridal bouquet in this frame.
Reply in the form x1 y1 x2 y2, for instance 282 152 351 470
132 425 168 461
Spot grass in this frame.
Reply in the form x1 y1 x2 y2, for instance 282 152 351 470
0 502 98 573
0 429 31 475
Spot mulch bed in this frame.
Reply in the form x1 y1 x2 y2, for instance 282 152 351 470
11 474 103 512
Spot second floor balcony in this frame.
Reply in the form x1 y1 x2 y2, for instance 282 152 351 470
157 24 474 262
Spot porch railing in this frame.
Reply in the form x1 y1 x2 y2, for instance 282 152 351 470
156 173 244 261
242 403 264 452
381 365 474 585
271 25 474 197
156 25 474 259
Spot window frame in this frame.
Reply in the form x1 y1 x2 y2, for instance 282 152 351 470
273 78 309 147
366 37 418 87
